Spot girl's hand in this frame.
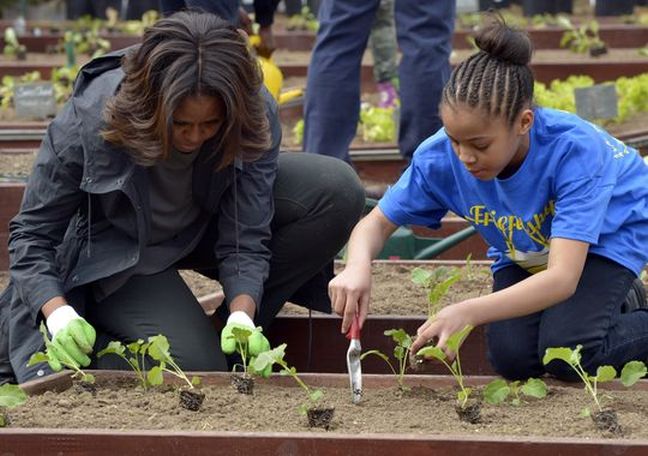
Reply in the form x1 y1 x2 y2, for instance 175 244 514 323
328 263 372 333
411 302 475 360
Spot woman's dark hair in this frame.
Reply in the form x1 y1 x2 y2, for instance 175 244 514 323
101 11 270 169
442 15 534 125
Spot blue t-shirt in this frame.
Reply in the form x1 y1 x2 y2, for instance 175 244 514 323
379 108 648 275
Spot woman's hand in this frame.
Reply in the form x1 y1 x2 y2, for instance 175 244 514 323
328 263 372 334
410 301 475 360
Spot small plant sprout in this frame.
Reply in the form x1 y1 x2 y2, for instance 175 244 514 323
253 344 334 429
411 266 463 318
360 329 413 391
146 335 204 411
0 384 27 427
557 17 607 57
228 326 256 394
483 378 548 406
416 325 479 423
27 321 95 385
417 325 473 407
3 28 26 60
97 339 151 390
542 345 615 417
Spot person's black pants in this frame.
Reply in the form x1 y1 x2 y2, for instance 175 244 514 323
88 153 364 372
486 254 648 382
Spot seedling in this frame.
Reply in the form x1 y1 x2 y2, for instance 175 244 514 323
543 345 614 416
97 339 151 390
0 384 27 427
411 266 463 318
27 321 95 386
228 326 256 394
286 6 319 32
3 28 26 60
483 378 547 406
557 17 607 57
543 346 647 434
253 344 333 429
416 325 478 423
359 103 397 143
146 335 204 411
360 328 412 391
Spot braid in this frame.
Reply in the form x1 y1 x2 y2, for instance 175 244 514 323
442 16 534 125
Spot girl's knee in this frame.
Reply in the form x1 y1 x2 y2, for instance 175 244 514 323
488 343 544 381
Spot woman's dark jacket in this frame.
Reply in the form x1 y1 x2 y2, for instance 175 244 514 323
0 47 281 382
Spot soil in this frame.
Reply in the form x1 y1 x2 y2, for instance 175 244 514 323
0 263 493 317
7 376 648 439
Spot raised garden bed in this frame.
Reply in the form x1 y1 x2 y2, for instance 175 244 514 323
3 370 648 455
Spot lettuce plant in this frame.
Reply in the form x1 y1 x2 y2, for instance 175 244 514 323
483 378 547 406
411 266 463 318
360 328 413 391
146 335 201 390
416 325 474 409
0 384 27 427
543 345 647 417
97 339 151 390
27 321 95 385
253 344 324 415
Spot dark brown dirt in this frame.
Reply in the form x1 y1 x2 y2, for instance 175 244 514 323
7 377 648 439
230 373 255 395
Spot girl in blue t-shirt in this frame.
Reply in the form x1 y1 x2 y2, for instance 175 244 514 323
329 17 648 381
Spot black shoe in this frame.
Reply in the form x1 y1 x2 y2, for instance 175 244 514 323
621 278 647 313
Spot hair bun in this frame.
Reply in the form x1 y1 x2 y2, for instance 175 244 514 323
474 17 533 66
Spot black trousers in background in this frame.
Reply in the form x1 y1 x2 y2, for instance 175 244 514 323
84 153 364 372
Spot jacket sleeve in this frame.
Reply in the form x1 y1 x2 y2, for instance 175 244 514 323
215 91 280 308
8 100 85 323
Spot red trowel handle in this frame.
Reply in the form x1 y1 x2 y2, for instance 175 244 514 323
346 313 361 340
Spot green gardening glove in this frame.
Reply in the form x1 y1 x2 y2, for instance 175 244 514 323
46 305 96 371
220 311 271 377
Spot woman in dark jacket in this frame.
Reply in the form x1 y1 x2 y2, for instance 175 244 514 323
0 11 364 383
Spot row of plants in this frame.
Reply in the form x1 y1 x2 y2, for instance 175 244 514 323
291 102 399 146
0 65 77 110
456 10 648 30
534 72 648 124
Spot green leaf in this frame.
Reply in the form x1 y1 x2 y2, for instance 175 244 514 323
97 341 125 358
521 378 548 399
411 268 433 286
457 387 472 405
580 407 591 417
251 344 286 372
230 326 253 343
127 340 144 354
483 379 511 405
384 329 411 347
147 366 164 386
620 360 647 387
394 346 405 360
595 365 617 383
416 345 446 361
445 325 473 353
309 389 323 403
26 351 49 367
82 374 95 384
0 384 27 408
542 346 577 366
147 335 171 362
191 376 202 387
360 349 390 363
